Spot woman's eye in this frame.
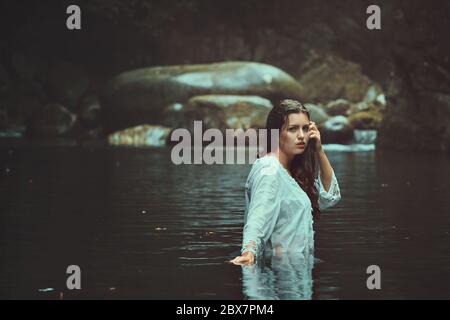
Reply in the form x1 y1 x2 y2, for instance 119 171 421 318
289 128 297 132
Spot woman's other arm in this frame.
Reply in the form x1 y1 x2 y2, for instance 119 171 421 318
230 160 281 265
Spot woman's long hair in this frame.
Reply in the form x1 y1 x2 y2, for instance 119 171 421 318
263 99 320 216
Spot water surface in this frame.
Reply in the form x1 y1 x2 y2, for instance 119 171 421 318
1 141 449 299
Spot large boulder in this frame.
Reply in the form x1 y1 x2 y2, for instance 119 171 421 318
100 61 304 132
303 103 330 125
325 99 352 117
181 98 228 133
169 95 272 131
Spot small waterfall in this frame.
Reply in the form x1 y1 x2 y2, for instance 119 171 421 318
323 129 377 152
353 130 377 144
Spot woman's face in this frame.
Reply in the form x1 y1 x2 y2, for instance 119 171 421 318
279 112 311 156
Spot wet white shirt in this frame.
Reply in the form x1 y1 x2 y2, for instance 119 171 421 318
241 250 314 300
241 155 341 257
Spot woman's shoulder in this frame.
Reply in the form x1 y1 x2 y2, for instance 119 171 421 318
251 155 280 168
247 155 281 181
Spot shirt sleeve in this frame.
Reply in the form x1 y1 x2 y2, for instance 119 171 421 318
241 162 281 257
314 167 341 210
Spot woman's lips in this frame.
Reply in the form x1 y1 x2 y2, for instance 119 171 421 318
297 143 305 148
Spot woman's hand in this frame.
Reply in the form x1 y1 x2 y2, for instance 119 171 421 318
229 251 255 266
308 121 323 152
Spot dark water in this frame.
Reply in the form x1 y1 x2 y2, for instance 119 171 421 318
1 140 450 299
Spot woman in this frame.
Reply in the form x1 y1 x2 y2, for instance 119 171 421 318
230 99 341 266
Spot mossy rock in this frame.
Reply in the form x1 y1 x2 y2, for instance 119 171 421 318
100 61 304 132
108 124 171 147
348 109 383 130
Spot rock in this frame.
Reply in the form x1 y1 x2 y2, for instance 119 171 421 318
184 95 272 130
77 96 102 129
378 92 450 152
346 100 386 118
325 99 352 116
28 103 77 137
348 109 383 130
2 1 448 152
108 124 171 147
222 96 272 129
346 101 370 115
182 97 227 132
46 60 90 109
303 103 330 125
364 84 386 107
100 61 304 132
296 52 374 103
160 103 185 129
320 115 354 144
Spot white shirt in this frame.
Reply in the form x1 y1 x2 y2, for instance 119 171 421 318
241 155 341 257
241 250 315 299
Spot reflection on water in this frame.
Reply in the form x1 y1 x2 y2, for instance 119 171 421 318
242 251 314 300
0 140 450 299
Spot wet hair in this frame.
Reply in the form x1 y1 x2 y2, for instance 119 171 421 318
264 99 320 216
